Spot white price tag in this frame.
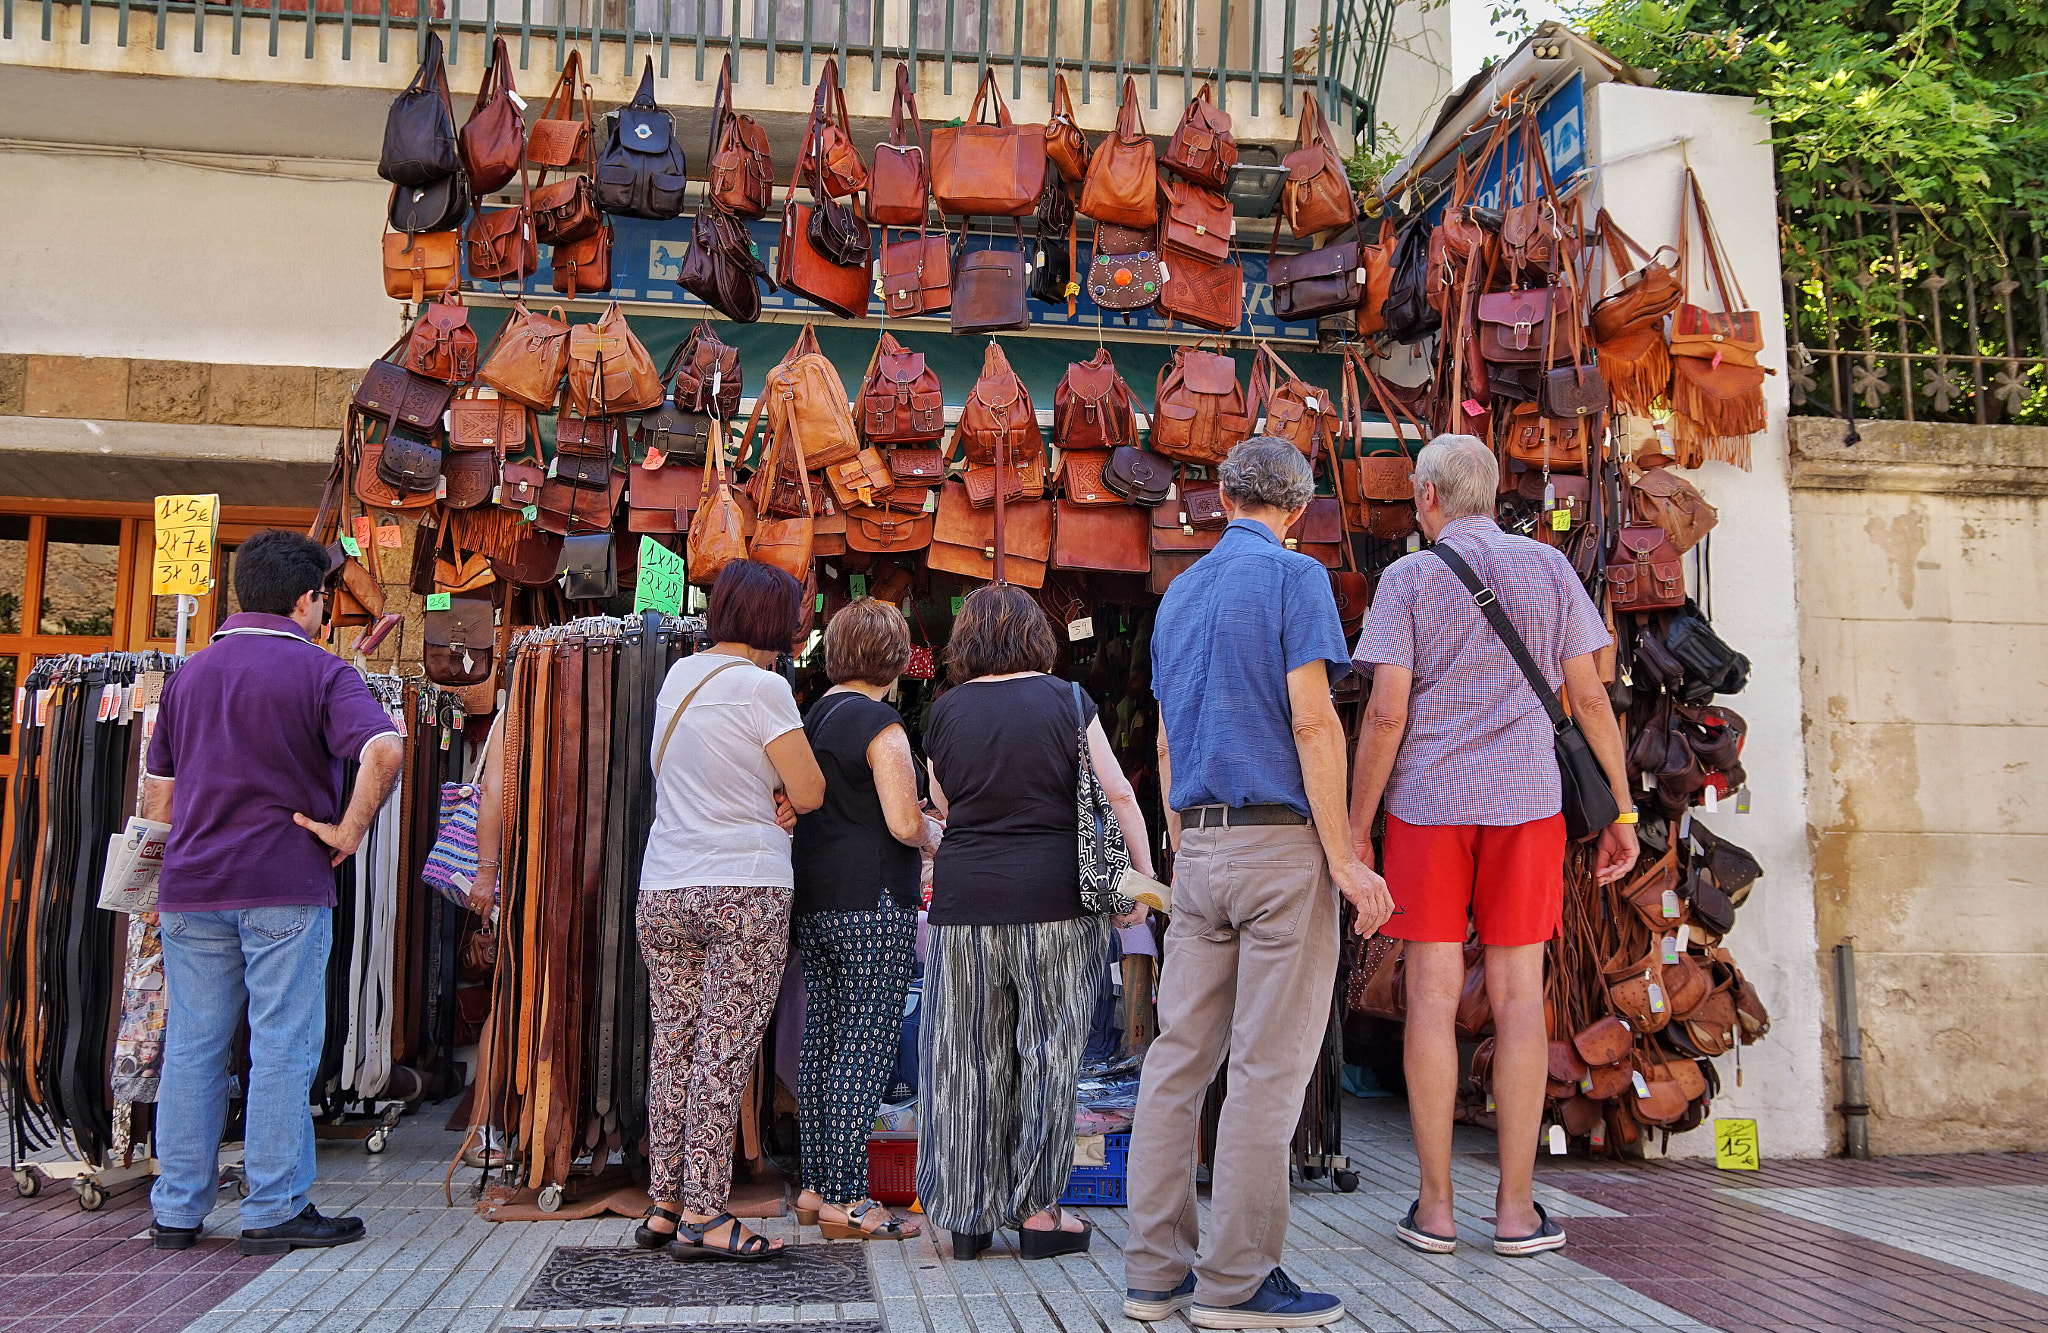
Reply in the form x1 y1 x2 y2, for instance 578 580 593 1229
1547 1125 1568 1155
1704 785 1720 812
508 90 528 111
1676 924 1691 952
1068 617 1094 641
1661 935 1679 965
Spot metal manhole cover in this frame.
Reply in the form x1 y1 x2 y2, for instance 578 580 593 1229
518 1245 873 1309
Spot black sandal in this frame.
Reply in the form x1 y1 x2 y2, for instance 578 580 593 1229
635 1205 680 1250
667 1211 783 1264
1016 1205 1093 1260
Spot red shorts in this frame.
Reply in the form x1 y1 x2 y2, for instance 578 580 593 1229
1380 813 1565 947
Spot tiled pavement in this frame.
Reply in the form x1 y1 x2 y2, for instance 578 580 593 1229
4 1098 2043 1333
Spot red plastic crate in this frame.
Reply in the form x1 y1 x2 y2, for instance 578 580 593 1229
866 1133 919 1205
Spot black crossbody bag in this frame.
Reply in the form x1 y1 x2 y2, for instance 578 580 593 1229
1431 545 1620 841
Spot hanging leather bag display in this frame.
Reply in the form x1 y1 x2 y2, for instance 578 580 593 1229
779 60 873 320
382 228 461 304
389 173 470 234
687 430 750 585
1152 345 1253 466
1504 402 1588 474
677 202 774 323
379 31 461 187
550 219 613 296
1608 523 1688 614
1044 72 1090 184
858 334 946 445
1281 90 1356 238
707 54 775 218
465 160 538 282
1162 178 1234 266
1669 170 1769 466
594 57 690 221
403 298 477 384
954 340 1045 467
565 302 666 416
527 51 592 168
1591 210 1681 416
869 63 931 225
844 504 935 555
1054 349 1139 453
880 226 953 317
1630 463 1718 554
951 228 1031 334
1080 76 1158 229
1157 253 1245 334
931 69 1045 218
459 36 525 194
1160 82 1238 190
1269 225 1365 323
478 301 571 409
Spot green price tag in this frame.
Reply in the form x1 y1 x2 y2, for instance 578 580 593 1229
816 593 826 612
425 592 452 611
633 536 688 615
339 536 362 558
521 504 538 523
850 574 867 599
951 595 964 615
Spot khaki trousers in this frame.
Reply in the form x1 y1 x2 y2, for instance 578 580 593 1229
1122 822 1339 1307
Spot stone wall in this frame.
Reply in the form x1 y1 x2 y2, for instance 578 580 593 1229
1 354 355 430
1790 417 2048 1155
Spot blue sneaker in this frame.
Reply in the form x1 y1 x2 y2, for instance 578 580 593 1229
1191 1268 1344 1329
1124 1273 1197 1321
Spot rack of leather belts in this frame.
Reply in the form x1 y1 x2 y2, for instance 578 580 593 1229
468 613 708 1215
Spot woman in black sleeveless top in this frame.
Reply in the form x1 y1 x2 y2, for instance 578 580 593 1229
790 599 934 1241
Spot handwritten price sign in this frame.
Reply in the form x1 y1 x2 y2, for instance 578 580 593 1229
151 494 219 596
1714 1118 1760 1171
634 536 687 615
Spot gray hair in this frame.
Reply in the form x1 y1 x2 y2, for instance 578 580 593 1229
1217 436 1315 512
1412 434 1496 518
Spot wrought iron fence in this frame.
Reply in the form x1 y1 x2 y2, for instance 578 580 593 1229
1783 197 2048 426
9 0 1397 135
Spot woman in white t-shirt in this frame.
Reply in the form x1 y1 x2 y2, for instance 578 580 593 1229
633 560 824 1264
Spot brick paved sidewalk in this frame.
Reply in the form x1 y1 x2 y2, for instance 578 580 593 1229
3 1097 2042 1333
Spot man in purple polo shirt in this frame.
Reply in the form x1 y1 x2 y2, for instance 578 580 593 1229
141 530 403 1255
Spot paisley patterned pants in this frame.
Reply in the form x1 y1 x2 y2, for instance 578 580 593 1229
638 884 792 1213
794 894 918 1204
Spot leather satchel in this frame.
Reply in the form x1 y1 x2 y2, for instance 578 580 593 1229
465 169 538 282
531 66 601 245
931 70 1046 218
594 57 689 221
1285 498 1343 567
382 229 460 304
566 303 665 416
635 406 715 467
1080 77 1158 229
389 174 470 234
353 416 439 512
533 167 600 247
558 532 618 601
447 392 524 452
844 504 935 555
1087 241 1165 314
829 447 897 511
859 334 946 445
1504 403 1588 473
707 53 774 218
1608 524 1687 613
954 341 1045 467
1160 82 1237 190
1270 231 1364 323
498 460 545 513
1477 288 1558 366
478 301 571 409
459 36 524 194
880 228 952 318
1152 346 1252 466
1281 91 1355 238
1103 446 1172 505
1151 481 1226 554
423 593 495 686
527 50 591 168
951 239 1030 334
1044 73 1090 184
1355 219 1396 337
964 455 1048 507
403 299 477 384
550 221 612 297
677 202 773 323
688 436 750 585
354 339 455 432
1163 179 1234 266
928 480 1053 588
888 448 947 486
868 62 930 226
1053 499 1149 573
1059 450 1121 505
379 30 460 187
1054 349 1139 453
376 422 444 496
441 449 496 508
669 322 743 418
1157 254 1245 334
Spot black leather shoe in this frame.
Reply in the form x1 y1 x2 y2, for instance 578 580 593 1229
152 1222 200 1251
951 1230 993 1260
237 1204 366 1256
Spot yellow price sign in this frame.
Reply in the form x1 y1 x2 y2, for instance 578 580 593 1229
152 493 219 596
1714 1117 1760 1171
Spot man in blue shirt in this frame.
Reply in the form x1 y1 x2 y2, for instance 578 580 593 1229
1124 438 1396 1329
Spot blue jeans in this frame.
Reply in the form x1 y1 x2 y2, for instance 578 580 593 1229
151 905 332 1230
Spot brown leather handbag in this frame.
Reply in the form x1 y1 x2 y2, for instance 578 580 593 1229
1162 179 1235 266
448 390 525 453
844 503 935 555
951 233 1030 334
440 449 497 509
1253 344 1338 460
1476 287 1558 366
859 334 946 445
1284 497 1343 567
354 336 455 433
1079 76 1158 229
1103 446 1172 505
459 36 525 194
1152 346 1252 466
954 341 1045 468
465 161 538 283
566 303 665 416
1281 91 1356 239
627 451 705 535
1053 500 1149 573
1086 238 1165 315
1591 209 1680 415
550 219 612 296
829 448 896 511
707 53 774 218
1158 253 1245 334
478 301 571 409
531 73 600 247
760 324 861 471
403 298 477 384
1269 225 1366 323
527 50 590 167
1608 524 1687 613
688 431 751 585
964 455 1048 507
351 415 441 513
880 227 952 318
1355 219 1396 337
1504 402 1588 474
888 448 947 486
1630 463 1718 554
1160 82 1237 190
498 459 545 513
778 66 873 321
382 229 460 304
750 428 816 583
868 62 931 226
1059 450 1120 505
931 69 1044 218
1670 171 1768 466
1054 349 1139 453
424 593 496 686
1044 73 1090 183
802 60 869 199
929 480 1053 588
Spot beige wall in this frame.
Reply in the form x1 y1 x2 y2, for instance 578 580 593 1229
1792 417 2048 1155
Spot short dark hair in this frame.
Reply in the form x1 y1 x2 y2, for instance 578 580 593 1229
946 583 1057 686
234 529 331 616
825 598 912 686
706 559 803 653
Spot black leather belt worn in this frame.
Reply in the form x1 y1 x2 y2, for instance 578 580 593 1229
1179 803 1312 829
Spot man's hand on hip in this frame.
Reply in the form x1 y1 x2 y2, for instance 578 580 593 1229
1331 855 1396 937
1595 821 1639 885
294 812 364 867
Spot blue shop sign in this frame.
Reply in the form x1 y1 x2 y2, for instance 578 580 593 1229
1421 71 1586 223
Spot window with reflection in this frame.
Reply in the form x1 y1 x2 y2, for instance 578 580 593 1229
0 515 26 636
39 517 122 637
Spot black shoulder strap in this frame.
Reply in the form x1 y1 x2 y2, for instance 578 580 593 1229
1430 543 1569 734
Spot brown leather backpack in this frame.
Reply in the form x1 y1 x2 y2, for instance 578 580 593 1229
1608 523 1687 614
707 54 774 218
1152 346 1252 466
1160 82 1238 190
762 324 861 471
458 36 524 194
403 299 477 385
478 301 571 410
1630 463 1718 554
1252 345 1336 460
1053 349 1139 454
1280 91 1355 239
565 303 665 417
668 322 742 418
954 341 1046 468
868 62 930 226
1080 76 1158 229
858 333 946 446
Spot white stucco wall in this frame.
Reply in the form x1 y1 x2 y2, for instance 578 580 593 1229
0 147 402 367
1586 83 1828 1159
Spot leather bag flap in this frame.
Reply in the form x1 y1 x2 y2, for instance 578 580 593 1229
423 600 493 648
1180 350 1238 396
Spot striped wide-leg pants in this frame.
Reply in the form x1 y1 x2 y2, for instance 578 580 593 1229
916 914 1112 1235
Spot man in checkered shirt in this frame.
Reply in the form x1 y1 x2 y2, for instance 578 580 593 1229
1350 434 1636 1260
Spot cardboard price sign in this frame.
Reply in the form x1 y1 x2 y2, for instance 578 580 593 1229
1714 1118 1760 1171
151 494 219 596
634 537 687 615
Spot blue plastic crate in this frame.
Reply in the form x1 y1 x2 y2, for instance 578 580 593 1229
1060 1133 1129 1207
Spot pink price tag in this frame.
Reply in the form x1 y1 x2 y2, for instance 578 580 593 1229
642 447 664 471
352 515 373 549
375 522 403 548
1461 398 1486 418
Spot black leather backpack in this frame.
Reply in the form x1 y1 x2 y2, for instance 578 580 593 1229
1380 213 1441 345
595 58 690 221
379 32 461 188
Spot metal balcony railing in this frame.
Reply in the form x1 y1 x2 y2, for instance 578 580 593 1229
8 0 1397 139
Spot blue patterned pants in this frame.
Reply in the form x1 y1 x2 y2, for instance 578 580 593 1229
794 893 918 1204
